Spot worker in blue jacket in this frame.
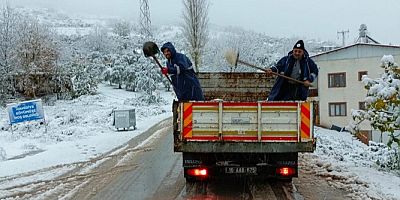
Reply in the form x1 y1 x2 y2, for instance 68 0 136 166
266 40 318 101
160 42 205 101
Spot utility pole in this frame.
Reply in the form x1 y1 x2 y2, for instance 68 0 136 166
139 0 152 39
337 30 349 47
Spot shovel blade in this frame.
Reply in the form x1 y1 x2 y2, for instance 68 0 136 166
143 41 160 57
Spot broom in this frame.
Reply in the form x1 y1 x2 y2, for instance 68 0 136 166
224 49 313 87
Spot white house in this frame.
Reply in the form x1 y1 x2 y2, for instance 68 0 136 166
311 43 400 143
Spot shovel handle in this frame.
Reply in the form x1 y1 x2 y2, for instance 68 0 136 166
151 55 173 85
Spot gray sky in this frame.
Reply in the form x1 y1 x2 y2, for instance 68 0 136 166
9 0 400 45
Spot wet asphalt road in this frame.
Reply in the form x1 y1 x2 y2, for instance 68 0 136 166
71 119 287 200
70 118 349 200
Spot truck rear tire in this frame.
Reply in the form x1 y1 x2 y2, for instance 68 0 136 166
185 176 196 183
279 178 293 183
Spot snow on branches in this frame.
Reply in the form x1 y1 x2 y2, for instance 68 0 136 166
350 55 400 147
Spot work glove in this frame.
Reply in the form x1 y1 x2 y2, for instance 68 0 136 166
265 68 273 77
161 67 168 75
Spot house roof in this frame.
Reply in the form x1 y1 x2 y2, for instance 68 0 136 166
311 43 400 58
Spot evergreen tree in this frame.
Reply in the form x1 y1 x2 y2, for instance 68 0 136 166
70 61 99 98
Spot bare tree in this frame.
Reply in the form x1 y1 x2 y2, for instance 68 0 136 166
15 17 59 98
182 0 209 72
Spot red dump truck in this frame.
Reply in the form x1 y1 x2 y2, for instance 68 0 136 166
173 72 315 182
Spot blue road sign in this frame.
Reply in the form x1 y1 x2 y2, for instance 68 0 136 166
7 99 45 124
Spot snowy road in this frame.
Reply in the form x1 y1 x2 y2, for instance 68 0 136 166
0 117 356 200
68 119 290 200
3 117 398 200
64 120 350 200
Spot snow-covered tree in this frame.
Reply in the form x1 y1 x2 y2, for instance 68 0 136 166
0 5 20 104
124 66 137 91
51 65 73 100
86 51 107 79
85 25 111 53
103 67 113 85
0 5 19 71
110 62 125 89
161 76 171 91
70 61 99 98
135 57 163 101
111 20 132 37
350 55 400 147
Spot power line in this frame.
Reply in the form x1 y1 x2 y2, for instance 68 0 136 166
337 30 349 47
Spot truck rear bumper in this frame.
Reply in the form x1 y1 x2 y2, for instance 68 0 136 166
175 141 316 153
182 152 299 181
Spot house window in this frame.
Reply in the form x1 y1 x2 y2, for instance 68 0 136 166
358 71 368 81
359 102 366 110
328 73 346 87
329 102 347 116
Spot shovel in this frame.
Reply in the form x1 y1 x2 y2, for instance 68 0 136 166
224 49 314 87
143 41 173 85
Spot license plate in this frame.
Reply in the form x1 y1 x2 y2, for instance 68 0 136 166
225 167 257 174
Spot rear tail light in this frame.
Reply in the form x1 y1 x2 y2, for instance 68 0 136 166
187 168 208 177
277 167 295 176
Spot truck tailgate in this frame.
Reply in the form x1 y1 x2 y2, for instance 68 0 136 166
175 101 315 153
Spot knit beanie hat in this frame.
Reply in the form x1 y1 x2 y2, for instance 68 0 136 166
293 40 305 50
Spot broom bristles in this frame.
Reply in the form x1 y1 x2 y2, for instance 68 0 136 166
224 49 239 66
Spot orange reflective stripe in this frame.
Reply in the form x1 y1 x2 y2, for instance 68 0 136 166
182 103 193 138
300 103 311 140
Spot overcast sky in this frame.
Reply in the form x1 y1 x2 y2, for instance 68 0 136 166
9 0 400 45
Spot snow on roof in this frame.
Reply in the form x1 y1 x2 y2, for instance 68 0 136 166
311 43 400 58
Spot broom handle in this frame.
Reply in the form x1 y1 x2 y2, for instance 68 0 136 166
237 60 313 87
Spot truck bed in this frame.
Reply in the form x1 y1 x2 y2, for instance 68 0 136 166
173 72 316 180
198 72 274 101
172 72 315 154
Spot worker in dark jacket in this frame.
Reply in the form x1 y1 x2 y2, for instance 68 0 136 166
160 42 205 101
266 40 318 101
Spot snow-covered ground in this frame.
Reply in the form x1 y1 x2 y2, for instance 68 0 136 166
0 84 174 196
1 85 400 199
304 127 400 200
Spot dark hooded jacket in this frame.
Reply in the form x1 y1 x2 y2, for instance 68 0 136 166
161 42 205 101
268 50 318 101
